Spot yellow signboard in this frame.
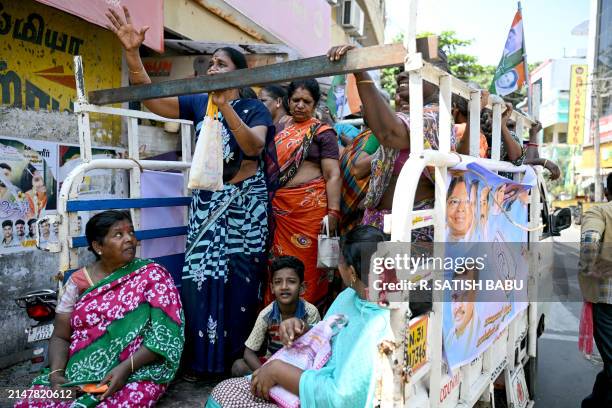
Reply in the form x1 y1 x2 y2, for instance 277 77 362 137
568 64 588 145
0 0 122 145
406 315 428 374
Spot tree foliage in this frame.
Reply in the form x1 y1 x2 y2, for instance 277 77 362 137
380 31 539 105
380 31 542 109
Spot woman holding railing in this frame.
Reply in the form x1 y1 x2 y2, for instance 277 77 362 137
106 6 276 380
328 45 458 242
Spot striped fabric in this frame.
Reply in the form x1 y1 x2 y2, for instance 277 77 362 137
340 129 374 234
181 170 269 374
182 170 268 284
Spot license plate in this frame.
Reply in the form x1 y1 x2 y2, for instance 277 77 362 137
27 324 54 342
406 315 428 374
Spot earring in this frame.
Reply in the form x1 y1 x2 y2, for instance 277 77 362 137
350 274 357 288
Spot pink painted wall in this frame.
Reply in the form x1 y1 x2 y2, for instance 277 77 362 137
225 0 331 57
35 0 164 53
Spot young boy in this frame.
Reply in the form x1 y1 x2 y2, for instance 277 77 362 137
231 256 321 376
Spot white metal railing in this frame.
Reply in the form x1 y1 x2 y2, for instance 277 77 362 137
52 57 194 285
377 1 542 407
51 17 543 406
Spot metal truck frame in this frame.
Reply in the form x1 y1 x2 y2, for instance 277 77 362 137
44 1 566 406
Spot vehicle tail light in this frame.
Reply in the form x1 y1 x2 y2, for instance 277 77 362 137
26 304 55 321
31 356 44 364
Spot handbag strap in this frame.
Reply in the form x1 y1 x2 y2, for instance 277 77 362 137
206 97 219 119
320 215 330 236
319 215 339 237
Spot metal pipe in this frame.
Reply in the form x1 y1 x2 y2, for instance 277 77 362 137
74 103 193 124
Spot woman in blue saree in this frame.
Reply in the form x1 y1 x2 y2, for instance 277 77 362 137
106 6 276 378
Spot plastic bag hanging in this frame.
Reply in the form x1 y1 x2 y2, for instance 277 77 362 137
187 98 224 191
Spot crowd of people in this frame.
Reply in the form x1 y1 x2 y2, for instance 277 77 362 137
14 5 564 407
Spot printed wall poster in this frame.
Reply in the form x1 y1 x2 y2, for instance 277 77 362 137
0 137 58 253
58 144 128 200
58 144 128 240
443 163 534 370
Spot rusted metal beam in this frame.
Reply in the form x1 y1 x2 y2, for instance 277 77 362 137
165 40 295 56
88 44 406 105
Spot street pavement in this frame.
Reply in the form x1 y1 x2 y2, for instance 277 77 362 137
534 224 602 408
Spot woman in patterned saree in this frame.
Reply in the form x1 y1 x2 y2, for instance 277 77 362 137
15 210 184 407
270 79 341 306
106 6 276 379
328 46 459 242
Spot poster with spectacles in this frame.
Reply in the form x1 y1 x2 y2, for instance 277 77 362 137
442 162 534 371
0 137 58 254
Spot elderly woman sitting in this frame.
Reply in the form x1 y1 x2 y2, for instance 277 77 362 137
207 225 393 407
16 210 184 407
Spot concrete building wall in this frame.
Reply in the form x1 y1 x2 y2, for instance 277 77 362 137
330 0 386 47
0 108 80 367
531 58 586 130
0 0 124 365
164 0 263 43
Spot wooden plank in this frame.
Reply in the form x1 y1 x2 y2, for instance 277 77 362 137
89 44 407 105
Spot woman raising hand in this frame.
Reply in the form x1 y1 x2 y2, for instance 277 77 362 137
106 6 276 379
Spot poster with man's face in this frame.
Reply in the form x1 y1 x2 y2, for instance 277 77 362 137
0 137 58 254
58 144 128 200
443 163 532 370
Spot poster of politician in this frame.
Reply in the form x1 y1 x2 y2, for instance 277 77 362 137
58 144 128 200
443 163 533 370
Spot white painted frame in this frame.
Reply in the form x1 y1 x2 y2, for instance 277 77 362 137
375 1 542 407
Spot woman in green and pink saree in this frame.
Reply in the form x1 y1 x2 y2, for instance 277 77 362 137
15 210 184 408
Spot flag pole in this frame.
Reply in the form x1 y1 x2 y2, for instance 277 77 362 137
518 0 533 116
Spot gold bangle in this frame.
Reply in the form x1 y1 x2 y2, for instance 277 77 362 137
48 368 64 377
357 80 375 84
130 355 134 373
129 69 143 75
229 121 244 133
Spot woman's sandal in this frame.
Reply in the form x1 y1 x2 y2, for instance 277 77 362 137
181 372 203 383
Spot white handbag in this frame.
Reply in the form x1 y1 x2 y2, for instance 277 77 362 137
317 215 340 269
187 99 224 191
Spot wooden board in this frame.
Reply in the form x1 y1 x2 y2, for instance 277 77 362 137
88 44 407 105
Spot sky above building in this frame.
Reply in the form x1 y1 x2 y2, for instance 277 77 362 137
385 0 590 66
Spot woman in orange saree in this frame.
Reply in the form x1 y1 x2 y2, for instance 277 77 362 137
269 80 341 307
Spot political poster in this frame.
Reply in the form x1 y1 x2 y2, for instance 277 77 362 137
58 144 128 200
442 162 534 370
0 137 58 253
57 144 128 239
